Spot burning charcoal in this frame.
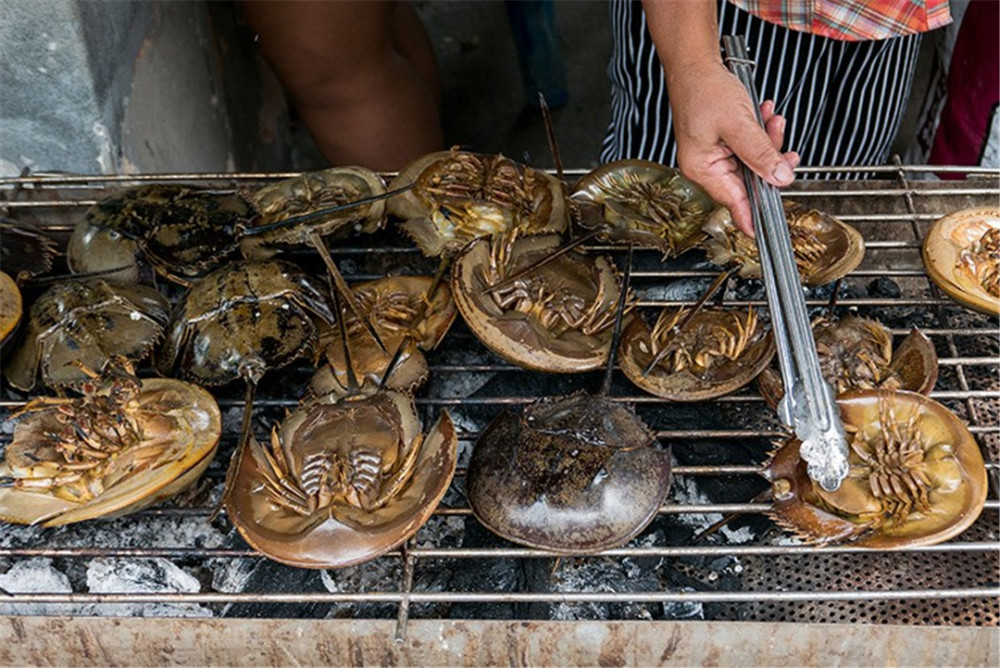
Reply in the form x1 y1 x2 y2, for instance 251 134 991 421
321 561 400 620
449 519 531 620
868 277 902 298
85 557 211 618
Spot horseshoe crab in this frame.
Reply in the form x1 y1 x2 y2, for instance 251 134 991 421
922 206 1000 315
619 306 775 401
570 159 717 257
156 259 334 387
701 200 865 286
68 184 252 285
757 315 938 408
310 275 456 398
0 271 21 347
766 390 987 548
239 167 387 258
224 383 457 568
0 359 221 527
388 148 569 257
467 250 673 553
1 218 58 284
452 232 630 373
4 278 170 392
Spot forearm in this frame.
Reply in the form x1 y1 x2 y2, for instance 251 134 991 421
641 0 721 83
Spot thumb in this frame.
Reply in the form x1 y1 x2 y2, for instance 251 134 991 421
724 122 796 188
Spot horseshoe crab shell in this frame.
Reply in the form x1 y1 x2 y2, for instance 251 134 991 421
388 148 569 257
224 389 458 568
758 316 938 408
619 306 775 401
451 233 629 373
4 279 170 392
467 393 673 553
701 200 865 286
922 206 1000 315
570 159 717 256
0 376 221 527
766 390 987 548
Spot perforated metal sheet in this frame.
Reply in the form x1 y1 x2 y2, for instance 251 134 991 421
0 165 997 630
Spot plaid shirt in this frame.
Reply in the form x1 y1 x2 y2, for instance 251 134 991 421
729 0 952 41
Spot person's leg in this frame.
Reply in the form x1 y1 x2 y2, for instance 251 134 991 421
242 0 443 171
389 0 441 108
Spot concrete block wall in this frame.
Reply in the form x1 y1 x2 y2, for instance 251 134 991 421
0 0 291 176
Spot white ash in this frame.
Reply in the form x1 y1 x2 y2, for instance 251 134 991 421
660 590 705 620
669 470 757 544
83 557 211 618
1 515 226 551
208 556 258 594
321 559 401 619
0 557 74 616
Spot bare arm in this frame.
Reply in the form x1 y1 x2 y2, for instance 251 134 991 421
641 0 799 235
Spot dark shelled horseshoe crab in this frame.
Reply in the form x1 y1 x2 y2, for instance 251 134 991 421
1 218 58 284
922 206 1000 315
0 358 221 527
570 159 717 257
467 246 674 553
756 314 938 409
4 278 170 392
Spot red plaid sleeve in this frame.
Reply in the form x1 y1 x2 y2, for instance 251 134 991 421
730 0 952 41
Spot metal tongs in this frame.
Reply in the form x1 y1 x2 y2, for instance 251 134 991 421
722 36 849 492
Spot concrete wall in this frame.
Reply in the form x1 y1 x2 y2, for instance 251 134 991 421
0 0 290 176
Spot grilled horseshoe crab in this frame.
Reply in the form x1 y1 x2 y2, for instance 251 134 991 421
157 259 335 386
388 148 569 257
619 306 775 401
0 359 221 527
701 200 865 285
467 392 673 553
922 206 1000 315
766 390 987 548
452 232 629 373
4 278 170 392
310 275 456 397
239 166 387 258
570 159 717 256
1 218 58 284
224 385 457 568
758 315 938 408
0 271 21 347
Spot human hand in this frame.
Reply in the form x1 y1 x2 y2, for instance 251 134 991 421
668 61 800 237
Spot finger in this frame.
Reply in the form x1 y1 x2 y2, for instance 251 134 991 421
764 113 786 151
760 99 776 122
784 151 800 168
722 112 795 188
679 152 756 238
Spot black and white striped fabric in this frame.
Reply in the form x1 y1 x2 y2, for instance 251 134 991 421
600 0 923 176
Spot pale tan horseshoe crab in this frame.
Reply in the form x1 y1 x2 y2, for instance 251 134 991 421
0 359 221 527
701 200 865 286
618 305 775 401
0 271 22 348
451 231 631 373
766 390 987 548
224 379 457 568
922 206 1000 315
388 147 570 258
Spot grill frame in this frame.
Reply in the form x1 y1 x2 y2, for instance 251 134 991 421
0 164 997 634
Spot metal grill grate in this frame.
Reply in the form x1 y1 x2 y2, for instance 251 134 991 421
1 164 997 632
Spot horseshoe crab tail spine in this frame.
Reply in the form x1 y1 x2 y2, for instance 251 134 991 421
329 271 361 394
600 243 634 398
483 228 602 295
825 278 843 315
309 229 388 353
217 380 258 521
538 92 564 184
24 265 137 287
642 265 740 377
